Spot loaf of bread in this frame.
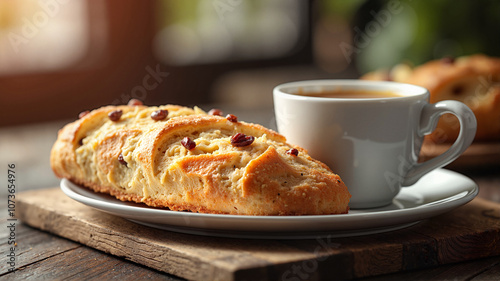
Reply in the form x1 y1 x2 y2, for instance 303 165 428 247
51 103 350 215
362 54 500 142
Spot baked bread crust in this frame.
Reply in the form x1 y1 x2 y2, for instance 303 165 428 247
362 54 500 142
51 104 350 215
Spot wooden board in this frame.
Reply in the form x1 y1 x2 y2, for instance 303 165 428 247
16 188 500 281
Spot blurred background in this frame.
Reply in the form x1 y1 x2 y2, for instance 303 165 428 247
1 0 499 191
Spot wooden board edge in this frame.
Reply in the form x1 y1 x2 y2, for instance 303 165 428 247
15 191 235 281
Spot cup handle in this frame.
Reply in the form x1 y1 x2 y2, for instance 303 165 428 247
402 100 477 186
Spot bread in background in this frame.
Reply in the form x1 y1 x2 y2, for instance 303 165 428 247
362 54 500 142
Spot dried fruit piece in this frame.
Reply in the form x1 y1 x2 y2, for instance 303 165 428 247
78 110 90 119
441 56 455 64
286 148 299 156
226 114 238 122
208 109 223 116
452 85 464 96
128 99 143 106
118 154 128 167
108 110 123 122
230 133 254 147
181 137 196 150
151 109 168 121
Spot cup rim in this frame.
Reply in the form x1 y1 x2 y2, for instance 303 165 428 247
273 79 429 102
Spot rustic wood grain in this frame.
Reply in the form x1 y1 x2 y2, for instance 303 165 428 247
0 222 79 273
0 222 181 281
15 187 500 281
359 256 500 281
411 199 500 264
471 260 500 280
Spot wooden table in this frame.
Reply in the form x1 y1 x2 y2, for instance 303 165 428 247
1 107 500 281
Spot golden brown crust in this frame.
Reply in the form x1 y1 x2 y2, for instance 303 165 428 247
51 104 350 215
362 54 500 142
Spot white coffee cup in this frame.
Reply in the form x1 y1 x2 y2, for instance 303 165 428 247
273 80 477 209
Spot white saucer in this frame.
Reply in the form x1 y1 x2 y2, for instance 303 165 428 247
60 169 478 239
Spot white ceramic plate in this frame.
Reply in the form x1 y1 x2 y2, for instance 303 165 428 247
60 169 478 239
